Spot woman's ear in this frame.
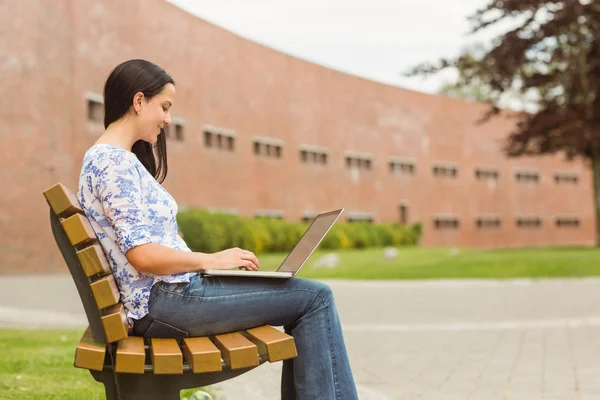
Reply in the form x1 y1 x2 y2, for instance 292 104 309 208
133 92 145 114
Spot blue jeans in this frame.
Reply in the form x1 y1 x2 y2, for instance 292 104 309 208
135 274 358 400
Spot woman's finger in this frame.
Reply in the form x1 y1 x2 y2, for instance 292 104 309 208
241 260 258 271
240 253 260 270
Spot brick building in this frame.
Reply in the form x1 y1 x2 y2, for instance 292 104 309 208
0 0 595 274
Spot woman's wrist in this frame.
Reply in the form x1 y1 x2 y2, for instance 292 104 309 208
190 252 213 272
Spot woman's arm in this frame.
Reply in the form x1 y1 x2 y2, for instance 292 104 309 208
126 244 260 275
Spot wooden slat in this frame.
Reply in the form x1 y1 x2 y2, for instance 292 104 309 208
43 182 83 218
101 303 128 343
183 337 222 374
76 244 110 277
74 326 106 371
61 214 96 247
151 338 183 374
115 336 145 374
213 332 258 370
90 275 120 310
244 325 298 362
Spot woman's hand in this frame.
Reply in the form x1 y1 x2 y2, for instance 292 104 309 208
203 248 260 271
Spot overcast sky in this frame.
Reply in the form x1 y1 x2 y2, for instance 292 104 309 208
167 0 516 95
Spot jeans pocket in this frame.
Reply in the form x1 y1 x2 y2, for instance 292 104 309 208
147 284 165 309
143 319 189 339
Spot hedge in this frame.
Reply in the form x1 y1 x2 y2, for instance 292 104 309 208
177 209 422 254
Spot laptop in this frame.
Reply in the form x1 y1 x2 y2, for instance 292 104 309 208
201 208 344 279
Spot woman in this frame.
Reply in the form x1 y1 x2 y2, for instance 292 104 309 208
78 59 358 399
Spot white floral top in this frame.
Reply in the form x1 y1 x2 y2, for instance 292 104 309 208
78 144 194 320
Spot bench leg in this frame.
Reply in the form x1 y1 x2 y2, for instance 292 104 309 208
91 370 182 400
89 370 120 400
103 376 120 400
117 374 182 400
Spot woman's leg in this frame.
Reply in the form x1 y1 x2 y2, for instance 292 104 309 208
145 275 358 400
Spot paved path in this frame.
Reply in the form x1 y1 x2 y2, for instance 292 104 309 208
3 276 600 399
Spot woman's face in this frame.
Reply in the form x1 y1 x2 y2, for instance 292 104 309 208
137 83 176 145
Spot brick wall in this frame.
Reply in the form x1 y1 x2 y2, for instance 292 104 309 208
0 0 594 274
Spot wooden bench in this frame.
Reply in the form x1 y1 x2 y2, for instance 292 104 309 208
43 183 297 400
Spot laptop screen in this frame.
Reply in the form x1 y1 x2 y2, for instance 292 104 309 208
277 209 343 274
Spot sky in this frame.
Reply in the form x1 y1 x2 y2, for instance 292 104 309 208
167 0 518 95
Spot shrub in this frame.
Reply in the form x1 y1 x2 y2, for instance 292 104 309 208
178 208 423 253
320 225 352 249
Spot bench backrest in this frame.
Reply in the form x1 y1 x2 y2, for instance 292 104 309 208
44 183 129 344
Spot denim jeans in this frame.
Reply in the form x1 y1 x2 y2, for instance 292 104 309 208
133 274 358 400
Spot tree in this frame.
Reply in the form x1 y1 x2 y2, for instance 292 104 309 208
437 42 496 102
437 42 537 108
407 0 600 246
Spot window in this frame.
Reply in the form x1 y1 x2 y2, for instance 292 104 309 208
85 92 104 123
555 216 580 228
299 144 329 166
476 216 501 229
347 212 375 223
300 150 307 162
175 124 184 141
302 211 319 222
203 125 236 151
433 215 460 230
554 173 579 185
253 136 284 159
474 167 499 181
432 163 458 179
516 216 542 228
164 118 186 142
515 170 540 184
206 207 238 215
345 151 372 171
254 209 284 219
389 157 416 176
399 203 409 224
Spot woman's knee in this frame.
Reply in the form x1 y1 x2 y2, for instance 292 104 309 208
298 279 334 308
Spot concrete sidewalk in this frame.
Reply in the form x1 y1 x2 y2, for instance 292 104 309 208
4 275 600 399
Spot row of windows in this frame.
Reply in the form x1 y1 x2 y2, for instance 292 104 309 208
202 208 377 223
301 150 328 165
204 126 235 151
200 206 580 230
433 216 581 230
395 162 578 184
85 94 580 183
346 156 372 170
254 139 283 158
432 164 458 178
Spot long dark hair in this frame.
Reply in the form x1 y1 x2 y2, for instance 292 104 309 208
103 59 174 183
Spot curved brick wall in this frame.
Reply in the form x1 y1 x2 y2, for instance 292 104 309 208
0 0 594 273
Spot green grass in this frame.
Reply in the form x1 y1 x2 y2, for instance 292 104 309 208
0 329 213 399
259 246 600 279
3 247 600 398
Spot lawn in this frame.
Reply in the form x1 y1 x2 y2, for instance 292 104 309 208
259 246 600 279
3 247 600 398
0 329 212 400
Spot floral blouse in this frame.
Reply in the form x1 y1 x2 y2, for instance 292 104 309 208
78 144 194 320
